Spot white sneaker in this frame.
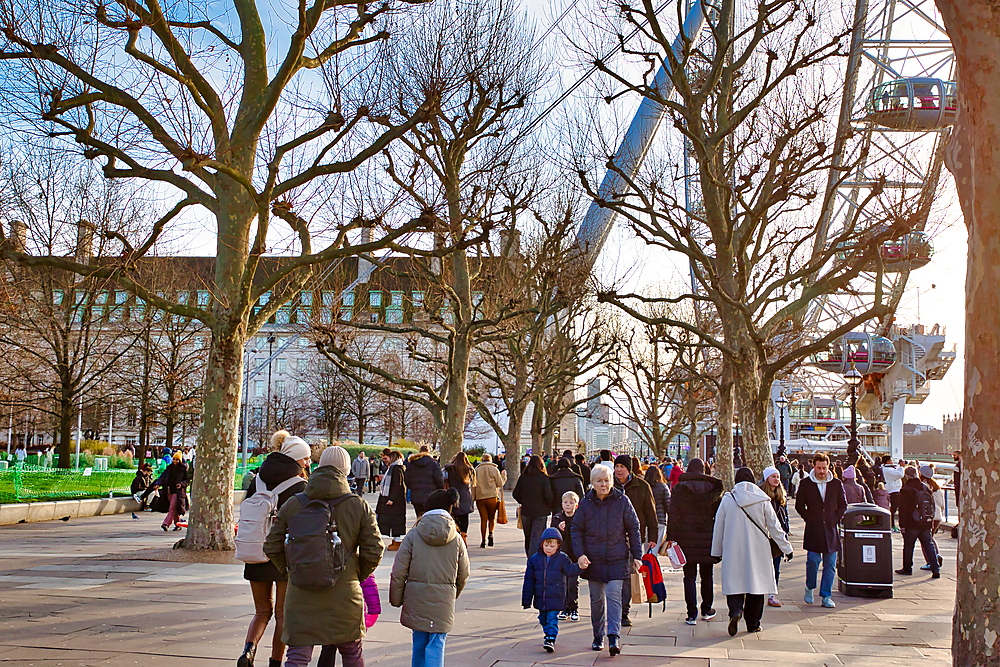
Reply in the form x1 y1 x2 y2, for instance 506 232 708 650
570 611 579 622
685 617 697 626
821 596 836 608
557 611 568 621
804 588 814 604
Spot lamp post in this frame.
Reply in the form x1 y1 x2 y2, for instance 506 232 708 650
844 360 863 462
776 393 788 456
265 334 275 435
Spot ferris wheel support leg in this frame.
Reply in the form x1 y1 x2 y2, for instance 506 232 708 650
889 397 906 461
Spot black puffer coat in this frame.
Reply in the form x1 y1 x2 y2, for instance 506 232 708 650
570 487 642 582
403 453 444 505
548 466 585 513
376 463 407 516
513 472 554 519
667 471 724 564
649 481 670 525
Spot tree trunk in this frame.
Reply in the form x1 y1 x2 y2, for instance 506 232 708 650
184 326 244 550
736 373 773 478
530 395 543 456
715 362 735 488
935 2 1000 663
165 384 176 450
57 393 73 469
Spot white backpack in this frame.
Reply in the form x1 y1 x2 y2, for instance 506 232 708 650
236 476 303 563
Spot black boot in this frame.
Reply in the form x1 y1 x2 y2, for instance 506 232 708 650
268 659 281 667
236 642 256 667
488 533 494 547
609 634 621 656
480 539 486 548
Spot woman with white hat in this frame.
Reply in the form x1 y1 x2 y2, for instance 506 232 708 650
759 466 790 608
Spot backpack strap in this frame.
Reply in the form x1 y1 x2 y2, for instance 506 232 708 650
271 476 304 497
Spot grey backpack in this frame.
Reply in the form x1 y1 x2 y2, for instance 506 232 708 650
285 493 353 590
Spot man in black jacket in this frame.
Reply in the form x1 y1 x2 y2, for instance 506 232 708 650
613 454 658 626
896 466 941 578
665 458 723 625
795 452 847 608
403 445 444 516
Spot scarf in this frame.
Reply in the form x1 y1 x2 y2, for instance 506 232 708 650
380 460 400 497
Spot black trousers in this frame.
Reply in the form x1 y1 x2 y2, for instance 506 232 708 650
902 526 940 574
727 593 765 630
565 575 579 613
412 502 425 517
889 491 900 527
682 562 714 619
521 516 547 557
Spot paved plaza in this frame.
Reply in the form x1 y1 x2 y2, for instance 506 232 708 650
0 493 955 666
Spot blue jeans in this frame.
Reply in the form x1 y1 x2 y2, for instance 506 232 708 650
411 631 447 667
588 579 624 638
538 610 560 639
806 551 837 598
902 527 939 574
772 555 783 585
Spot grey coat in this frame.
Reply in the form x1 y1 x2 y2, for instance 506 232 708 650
264 466 384 647
389 510 470 634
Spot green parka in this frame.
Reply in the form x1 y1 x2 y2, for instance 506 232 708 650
264 465 384 647
389 509 470 634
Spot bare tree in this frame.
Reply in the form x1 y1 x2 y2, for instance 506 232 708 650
0 153 141 467
306 358 352 445
318 0 546 462
933 2 1000 663
580 0 914 481
0 0 437 548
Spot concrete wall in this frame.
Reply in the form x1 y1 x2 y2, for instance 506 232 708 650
0 490 246 526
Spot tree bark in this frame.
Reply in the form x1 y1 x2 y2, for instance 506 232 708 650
935 1 1000 663
715 362 735 489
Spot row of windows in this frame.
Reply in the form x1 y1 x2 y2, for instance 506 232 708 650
252 379 309 398
253 290 483 325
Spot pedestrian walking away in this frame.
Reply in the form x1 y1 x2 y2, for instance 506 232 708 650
513 456 554 557
443 452 476 545
376 450 407 552
643 465 671 551
405 445 445 517
571 464 643 657
881 455 905 531
351 451 370 496
842 465 873 504
263 445 384 667
713 468 793 635
759 466 790 608
896 466 942 578
665 458 724 625
522 527 586 653
613 454 658 627
236 430 310 667
472 453 506 548
549 458 585 515
795 452 847 608
776 456 793 491
389 489 471 667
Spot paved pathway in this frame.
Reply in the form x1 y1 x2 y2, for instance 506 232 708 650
0 493 955 666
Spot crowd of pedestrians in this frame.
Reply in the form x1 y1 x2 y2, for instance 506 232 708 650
228 433 951 666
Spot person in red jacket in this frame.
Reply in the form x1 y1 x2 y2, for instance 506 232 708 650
668 461 684 489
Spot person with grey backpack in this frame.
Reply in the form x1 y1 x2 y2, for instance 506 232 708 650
265 445 384 667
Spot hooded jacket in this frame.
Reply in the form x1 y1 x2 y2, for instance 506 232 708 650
521 527 583 611
667 471 725 563
570 487 643 582
389 510 470 634
712 482 793 595
404 453 445 505
264 465 384 647
615 474 658 544
794 469 847 553
898 477 933 530
246 451 306 509
548 464 585 513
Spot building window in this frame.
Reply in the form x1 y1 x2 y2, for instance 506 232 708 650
298 337 309 349
276 307 290 324
255 380 265 398
321 291 334 324
297 381 308 396
369 291 381 308
197 290 210 307
387 290 404 324
276 358 287 373
275 380 285 397
126 408 137 428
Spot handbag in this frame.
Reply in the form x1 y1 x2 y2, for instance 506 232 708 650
496 496 509 525
516 505 522 529
729 492 784 559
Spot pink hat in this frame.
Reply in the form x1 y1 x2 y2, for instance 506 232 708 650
843 465 856 480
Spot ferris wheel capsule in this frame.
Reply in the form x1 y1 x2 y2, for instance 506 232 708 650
865 78 958 130
810 332 897 375
834 230 934 272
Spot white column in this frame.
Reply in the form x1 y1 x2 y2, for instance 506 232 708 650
75 394 83 469
107 404 114 448
889 397 906 461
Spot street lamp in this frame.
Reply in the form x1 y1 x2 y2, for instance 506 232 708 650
844 360 863 463
775 393 788 457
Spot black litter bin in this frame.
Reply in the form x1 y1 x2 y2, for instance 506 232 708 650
838 503 893 598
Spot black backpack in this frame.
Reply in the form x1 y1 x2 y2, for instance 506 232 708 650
912 483 935 525
285 493 353 590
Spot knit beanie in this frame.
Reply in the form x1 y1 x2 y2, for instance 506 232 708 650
734 467 755 484
614 454 632 468
318 445 350 473
919 464 934 478
843 465 857 480
687 458 705 475
762 466 780 481
272 430 311 462
425 488 459 512
903 465 918 479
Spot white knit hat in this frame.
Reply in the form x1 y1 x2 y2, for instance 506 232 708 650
279 436 311 462
762 466 780 481
318 445 350 473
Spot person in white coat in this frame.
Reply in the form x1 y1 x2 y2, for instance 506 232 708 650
712 467 793 636
880 455 905 531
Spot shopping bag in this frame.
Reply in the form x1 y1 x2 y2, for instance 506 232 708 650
497 497 509 525
660 542 687 570
516 506 522 529
631 570 648 604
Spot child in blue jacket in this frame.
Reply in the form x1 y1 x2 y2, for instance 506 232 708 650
522 527 585 652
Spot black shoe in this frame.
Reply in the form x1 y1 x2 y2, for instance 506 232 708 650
488 533 494 547
938 554 944 568
620 616 632 627
237 642 256 667
161 525 167 532
895 568 912 575
609 634 621 656
592 637 605 651
932 572 941 579
268 660 280 667
480 540 486 548
728 612 742 637
543 636 555 652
